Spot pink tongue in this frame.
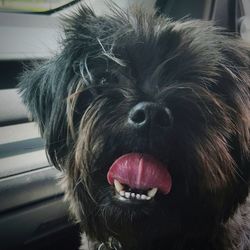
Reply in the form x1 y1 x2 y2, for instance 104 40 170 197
107 153 172 194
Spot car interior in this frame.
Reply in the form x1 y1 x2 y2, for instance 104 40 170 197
0 0 248 249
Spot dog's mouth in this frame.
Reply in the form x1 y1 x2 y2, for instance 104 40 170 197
107 153 172 203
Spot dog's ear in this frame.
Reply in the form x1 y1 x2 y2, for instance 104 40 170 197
19 60 58 135
219 37 250 155
19 59 74 169
214 36 250 192
19 5 97 169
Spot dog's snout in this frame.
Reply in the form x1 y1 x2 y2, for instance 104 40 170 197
128 102 172 129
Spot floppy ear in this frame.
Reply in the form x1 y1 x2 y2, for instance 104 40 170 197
19 4 96 134
19 56 95 170
19 58 74 169
219 37 250 156
214 36 250 200
19 5 99 169
19 60 59 135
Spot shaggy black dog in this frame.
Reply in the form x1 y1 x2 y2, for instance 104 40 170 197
20 4 250 250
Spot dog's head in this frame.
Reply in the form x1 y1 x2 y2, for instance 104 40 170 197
20 5 250 249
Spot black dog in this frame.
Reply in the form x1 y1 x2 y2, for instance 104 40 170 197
20 4 250 250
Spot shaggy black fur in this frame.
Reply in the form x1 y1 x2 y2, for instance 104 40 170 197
19 4 250 250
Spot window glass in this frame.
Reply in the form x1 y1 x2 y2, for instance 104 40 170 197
0 0 72 12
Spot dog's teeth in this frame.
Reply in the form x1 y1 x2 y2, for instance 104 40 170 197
114 179 124 193
125 192 131 199
116 189 153 200
119 190 125 196
147 188 158 198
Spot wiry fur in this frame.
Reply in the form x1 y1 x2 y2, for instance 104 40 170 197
19 4 250 250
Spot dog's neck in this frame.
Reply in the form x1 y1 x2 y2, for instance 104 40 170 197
98 237 123 250
81 195 250 250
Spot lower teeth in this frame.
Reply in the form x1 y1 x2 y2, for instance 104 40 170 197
119 190 151 200
113 179 158 201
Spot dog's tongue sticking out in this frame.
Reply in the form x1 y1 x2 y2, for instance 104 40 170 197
107 153 172 194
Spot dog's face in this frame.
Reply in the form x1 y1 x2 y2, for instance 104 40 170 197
20 5 250 249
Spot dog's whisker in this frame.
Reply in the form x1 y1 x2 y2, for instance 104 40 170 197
97 37 126 67
79 60 91 86
73 176 83 194
83 53 93 83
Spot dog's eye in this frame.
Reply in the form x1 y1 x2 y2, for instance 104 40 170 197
100 77 108 86
95 72 118 86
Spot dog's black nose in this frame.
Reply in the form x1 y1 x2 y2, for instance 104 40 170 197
128 102 172 129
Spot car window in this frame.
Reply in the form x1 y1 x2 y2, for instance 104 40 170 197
0 0 74 12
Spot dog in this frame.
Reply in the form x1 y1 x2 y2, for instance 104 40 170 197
19 4 250 250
